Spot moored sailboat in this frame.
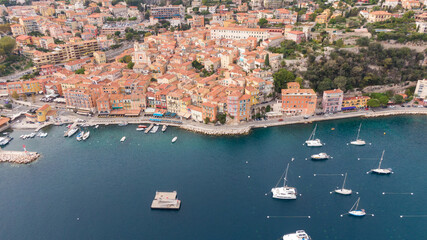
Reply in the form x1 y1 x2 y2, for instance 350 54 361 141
370 150 392 174
282 230 311 240
335 173 352 195
271 163 297 200
350 123 366 146
348 197 366 217
305 124 323 147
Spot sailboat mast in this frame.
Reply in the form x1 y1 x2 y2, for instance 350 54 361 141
355 198 360 210
378 150 385 169
356 123 361 140
284 163 289 187
341 173 347 190
312 124 317 139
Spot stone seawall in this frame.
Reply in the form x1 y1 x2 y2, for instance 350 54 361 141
0 150 40 164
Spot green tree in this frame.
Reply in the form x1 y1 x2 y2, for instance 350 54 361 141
217 113 226 124
273 69 296 93
192 60 203 70
333 76 347 91
367 99 380 108
266 105 271 112
265 54 270 67
204 117 210 124
114 31 121 36
356 37 370 47
258 18 268 28
75 68 85 74
125 32 133 40
392 94 403 104
127 61 134 69
335 39 344 48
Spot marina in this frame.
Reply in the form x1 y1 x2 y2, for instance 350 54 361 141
0 116 425 239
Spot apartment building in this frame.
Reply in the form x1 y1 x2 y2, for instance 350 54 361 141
322 89 343 113
19 16 39 33
342 96 370 109
210 27 271 41
281 82 317 116
10 24 26 37
33 40 100 67
368 11 392 23
64 88 97 113
151 5 185 19
414 79 427 98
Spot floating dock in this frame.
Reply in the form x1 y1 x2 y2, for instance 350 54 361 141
145 124 154 134
151 191 181 210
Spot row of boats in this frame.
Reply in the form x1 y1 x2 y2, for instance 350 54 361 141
274 123 393 239
20 132 48 139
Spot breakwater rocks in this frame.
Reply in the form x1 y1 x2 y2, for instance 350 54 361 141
180 125 251 136
0 150 40 164
365 110 427 118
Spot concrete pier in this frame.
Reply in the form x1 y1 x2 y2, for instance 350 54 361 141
151 191 181 210
0 149 40 164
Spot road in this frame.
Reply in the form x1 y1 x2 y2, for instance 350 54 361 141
0 69 33 82
105 41 134 60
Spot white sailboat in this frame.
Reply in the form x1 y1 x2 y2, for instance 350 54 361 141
67 128 78 137
271 163 297 200
370 150 392 174
350 123 366 146
335 173 352 195
171 136 178 143
305 124 323 147
120 136 126 142
348 197 366 217
162 125 167 132
282 230 311 240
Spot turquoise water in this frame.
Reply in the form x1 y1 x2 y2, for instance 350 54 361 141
0 116 426 239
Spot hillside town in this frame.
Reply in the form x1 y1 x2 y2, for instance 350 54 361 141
0 0 426 128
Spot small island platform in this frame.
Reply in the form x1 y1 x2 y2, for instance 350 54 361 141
0 149 40 164
151 191 181 210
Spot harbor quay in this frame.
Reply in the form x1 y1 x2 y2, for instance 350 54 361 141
9 108 427 136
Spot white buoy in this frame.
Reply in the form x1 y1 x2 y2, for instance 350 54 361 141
313 174 316 176
246 161 248 164
298 176 301 178
267 216 270 219
330 192 332 194
411 193 414 195
340 215 343 217
265 193 267 196
372 214 375 217
77 218 79 220
248 176 250 178
382 192 385 195
357 158 360 160
400 215 403 218
308 216 311 219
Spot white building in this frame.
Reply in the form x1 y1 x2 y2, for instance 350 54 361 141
414 79 427 98
210 27 271 41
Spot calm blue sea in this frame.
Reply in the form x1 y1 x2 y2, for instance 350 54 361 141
0 116 426 240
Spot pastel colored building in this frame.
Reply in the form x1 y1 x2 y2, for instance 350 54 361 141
202 102 217 122
322 89 343 113
368 11 392 23
64 88 97 114
285 31 305 43
414 79 427 98
227 93 251 121
342 96 370 109
281 82 317 116
36 104 53 122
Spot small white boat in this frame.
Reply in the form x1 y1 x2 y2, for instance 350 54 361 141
0 136 12 146
162 125 167 132
68 128 78 137
311 152 329 160
28 133 36 138
76 131 83 141
150 125 159 133
120 136 126 142
118 122 128 126
348 197 366 217
305 124 323 147
350 123 366 146
82 131 90 141
172 136 178 143
271 163 297 200
282 230 311 240
20 135 25 139
136 127 145 131
335 173 352 195
94 125 99 129
370 150 392 174
39 132 48 138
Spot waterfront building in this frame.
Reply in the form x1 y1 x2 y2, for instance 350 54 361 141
64 88 97 114
322 89 343 113
0 117 10 132
281 82 317 116
414 79 427 98
36 104 56 122
202 102 218 122
342 96 370 109
7 80 45 95
227 92 251 121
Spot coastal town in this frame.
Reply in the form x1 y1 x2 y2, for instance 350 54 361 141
0 0 425 134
